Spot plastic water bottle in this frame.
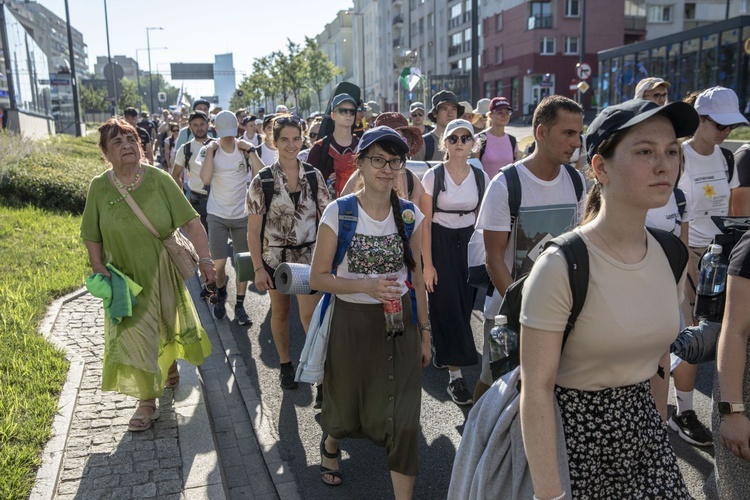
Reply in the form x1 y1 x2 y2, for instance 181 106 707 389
384 276 404 336
694 244 728 322
489 315 519 379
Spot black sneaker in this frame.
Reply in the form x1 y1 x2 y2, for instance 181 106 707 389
668 410 713 446
447 377 473 406
314 384 323 409
235 304 252 326
212 288 227 320
280 363 298 390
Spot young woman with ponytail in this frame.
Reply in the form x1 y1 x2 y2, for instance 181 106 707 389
309 126 430 498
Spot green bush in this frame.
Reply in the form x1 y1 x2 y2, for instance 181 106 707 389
0 135 106 214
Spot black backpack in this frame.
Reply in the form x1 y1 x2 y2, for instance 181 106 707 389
491 227 688 380
257 163 320 261
720 146 736 183
477 132 517 161
431 163 485 216
423 132 436 161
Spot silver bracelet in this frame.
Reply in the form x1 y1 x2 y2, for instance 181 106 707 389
533 492 565 500
198 257 214 265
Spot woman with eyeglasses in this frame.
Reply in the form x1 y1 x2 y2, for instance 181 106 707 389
247 114 331 390
678 87 749 307
163 122 180 172
309 126 430 496
420 119 490 406
476 97 521 179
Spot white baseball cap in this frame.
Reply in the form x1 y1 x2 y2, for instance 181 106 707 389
694 86 749 126
214 110 239 138
443 118 474 139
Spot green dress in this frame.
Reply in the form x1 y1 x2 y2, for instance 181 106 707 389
81 165 212 399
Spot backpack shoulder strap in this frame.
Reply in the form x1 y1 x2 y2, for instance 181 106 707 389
405 168 415 198
674 187 687 219
562 163 585 202
333 194 359 272
471 165 485 211
424 133 435 161
183 141 192 166
720 147 735 183
646 227 688 284
547 231 589 347
258 167 275 246
509 134 517 154
399 199 416 241
501 164 522 221
432 163 445 215
319 135 333 177
301 162 319 213
478 132 487 161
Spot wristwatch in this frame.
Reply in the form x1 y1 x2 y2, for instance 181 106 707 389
718 401 746 415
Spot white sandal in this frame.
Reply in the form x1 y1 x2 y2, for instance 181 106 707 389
128 400 160 432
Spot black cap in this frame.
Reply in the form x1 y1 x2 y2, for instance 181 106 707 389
123 107 138 117
262 114 276 128
192 98 210 110
355 126 409 155
428 90 464 122
331 93 357 110
189 110 208 123
585 99 699 163
241 115 257 125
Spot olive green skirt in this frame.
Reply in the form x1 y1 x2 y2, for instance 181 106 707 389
321 294 422 476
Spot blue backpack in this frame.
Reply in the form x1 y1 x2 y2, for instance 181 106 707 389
317 194 418 325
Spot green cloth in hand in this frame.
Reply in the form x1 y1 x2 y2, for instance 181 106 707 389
85 264 143 324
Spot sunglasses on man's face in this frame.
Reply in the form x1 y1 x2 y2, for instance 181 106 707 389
411 112 424 118
705 116 740 132
446 134 474 145
337 108 357 116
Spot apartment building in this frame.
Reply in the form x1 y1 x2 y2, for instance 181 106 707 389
317 10 354 110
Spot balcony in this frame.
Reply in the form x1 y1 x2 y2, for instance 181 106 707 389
449 44 463 57
393 15 404 28
624 15 646 32
527 15 553 29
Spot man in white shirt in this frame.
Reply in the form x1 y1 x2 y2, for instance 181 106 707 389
241 115 262 146
473 95 586 402
172 111 211 231
175 98 216 151
197 110 263 325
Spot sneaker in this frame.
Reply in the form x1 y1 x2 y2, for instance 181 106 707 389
447 377 473 406
314 384 324 410
235 304 252 326
212 288 227 320
668 410 713 446
280 363 298 390
432 344 447 370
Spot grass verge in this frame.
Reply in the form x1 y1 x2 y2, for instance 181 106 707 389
0 204 89 499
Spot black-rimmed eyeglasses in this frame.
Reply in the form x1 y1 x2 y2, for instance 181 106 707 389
363 155 405 170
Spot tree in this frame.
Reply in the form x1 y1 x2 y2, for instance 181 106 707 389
79 83 108 113
302 37 344 112
269 51 291 106
117 78 141 111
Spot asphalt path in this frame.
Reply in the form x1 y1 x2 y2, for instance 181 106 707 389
219 259 715 500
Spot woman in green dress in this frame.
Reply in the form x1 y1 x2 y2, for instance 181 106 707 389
81 118 215 431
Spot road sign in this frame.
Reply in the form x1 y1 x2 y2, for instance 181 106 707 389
569 79 579 92
158 92 167 103
576 63 592 80
577 81 590 93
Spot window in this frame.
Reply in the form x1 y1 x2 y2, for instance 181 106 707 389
564 36 578 55
484 81 491 98
495 45 503 64
428 42 434 57
648 5 673 23
541 36 555 55
529 1 553 29
496 12 503 31
496 80 503 97
428 13 434 29
565 0 580 17
419 18 424 34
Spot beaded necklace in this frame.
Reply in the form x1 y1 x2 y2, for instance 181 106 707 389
109 164 143 205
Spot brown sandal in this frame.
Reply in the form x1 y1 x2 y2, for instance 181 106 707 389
165 361 180 388
128 400 160 432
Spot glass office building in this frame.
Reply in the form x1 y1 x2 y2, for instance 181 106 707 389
597 16 750 112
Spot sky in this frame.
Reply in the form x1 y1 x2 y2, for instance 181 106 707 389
37 0 354 98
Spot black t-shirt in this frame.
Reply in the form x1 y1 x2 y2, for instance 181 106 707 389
138 119 155 136
735 144 750 187
135 126 151 150
728 230 750 279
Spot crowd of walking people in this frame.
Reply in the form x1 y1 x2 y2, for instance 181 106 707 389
80 80 750 499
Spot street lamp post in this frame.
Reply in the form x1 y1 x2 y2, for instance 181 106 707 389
103 0 117 115
136 47 167 109
146 27 164 113
64 0 82 136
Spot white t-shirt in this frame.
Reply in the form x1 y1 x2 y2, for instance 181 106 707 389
259 143 278 166
645 191 682 237
197 141 248 219
320 200 424 304
475 162 586 318
421 166 490 229
174 138 208 195
678 143 739 248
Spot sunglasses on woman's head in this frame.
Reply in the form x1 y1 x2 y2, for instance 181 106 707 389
705 116 740 132
275 115 301 126
446 134 474 145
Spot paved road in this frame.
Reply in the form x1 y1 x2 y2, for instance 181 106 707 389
218 262 716 500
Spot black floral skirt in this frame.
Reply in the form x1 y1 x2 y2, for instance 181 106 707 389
555 381 690 499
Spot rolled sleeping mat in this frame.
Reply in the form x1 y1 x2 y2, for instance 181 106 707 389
233 252 255 282
274 263 313 295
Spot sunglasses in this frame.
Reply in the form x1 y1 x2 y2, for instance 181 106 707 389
411 112 424 118
275 115 301 126
446 134 474 145
362 155 405 170
705 116 740 132
336 108 357 116
647 92 668 100
171 128 179 132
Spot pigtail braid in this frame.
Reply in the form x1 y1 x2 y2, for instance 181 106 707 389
390 189 417 271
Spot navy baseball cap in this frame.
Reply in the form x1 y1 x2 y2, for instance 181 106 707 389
331 93 357 110
585 99 698 163
192 98 210 110
355 126 409 155
189 110 208 122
